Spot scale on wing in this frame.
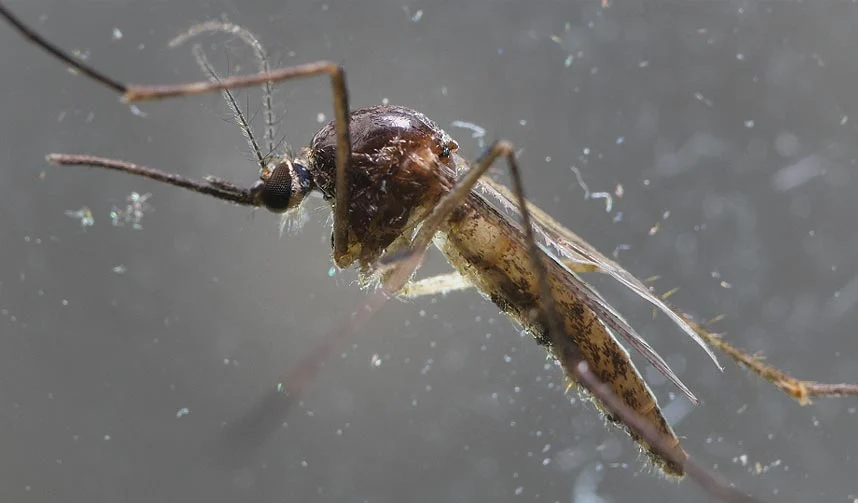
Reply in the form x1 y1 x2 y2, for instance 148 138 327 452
472 174 724 406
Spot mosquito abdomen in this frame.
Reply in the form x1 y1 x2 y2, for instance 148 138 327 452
436 195 687 477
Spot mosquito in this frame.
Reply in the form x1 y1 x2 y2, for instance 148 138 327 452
4 5 857 502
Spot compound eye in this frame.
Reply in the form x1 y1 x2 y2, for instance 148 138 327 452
261 164 294 213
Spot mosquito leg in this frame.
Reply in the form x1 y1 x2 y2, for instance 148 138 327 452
0 4 126 93
399 272 473 299
46 154 260 206
220 266 460 468
0 6 353 258
670 306 858 404
210 289 393 468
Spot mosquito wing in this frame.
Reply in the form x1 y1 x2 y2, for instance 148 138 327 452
471 174 723 404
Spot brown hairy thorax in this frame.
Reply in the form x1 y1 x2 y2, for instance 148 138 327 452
309 105 460 270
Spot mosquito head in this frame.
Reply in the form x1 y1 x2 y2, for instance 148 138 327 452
252 158 314 213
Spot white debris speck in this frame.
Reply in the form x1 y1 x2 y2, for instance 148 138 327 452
176 407 190 419
744 120 755 128
111 28 123 40
569 166 590 198
451 120 486 149
411 9 423 22
649 222 660 235
112 265 127 274
71 48 90 61
612 244 631 258
590 192 612 212
316 113 326 123
65 207 94 229
110 192 152 230
694 92 713 107
811 53 825 67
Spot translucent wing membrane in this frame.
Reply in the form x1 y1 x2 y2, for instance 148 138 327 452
471 167 722 404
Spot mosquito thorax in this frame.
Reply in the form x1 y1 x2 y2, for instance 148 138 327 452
305 104 463 268
252 158 314 213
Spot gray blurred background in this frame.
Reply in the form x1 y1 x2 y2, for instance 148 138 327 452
2 0 857 502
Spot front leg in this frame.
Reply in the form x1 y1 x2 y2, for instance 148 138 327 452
398 272 473 299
